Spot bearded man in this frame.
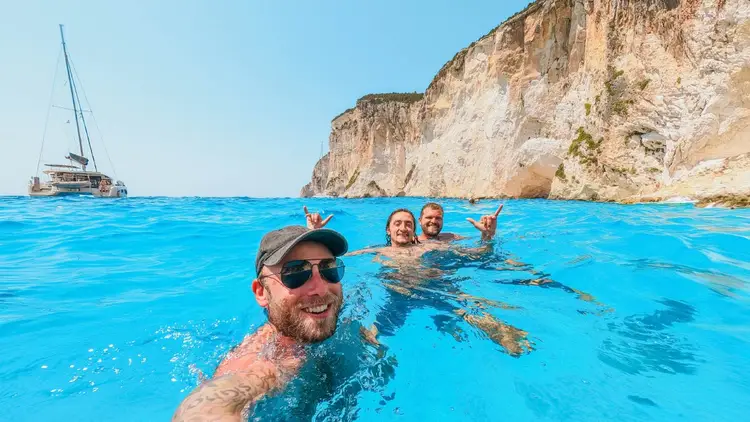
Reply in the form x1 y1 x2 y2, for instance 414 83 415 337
172 225 348 421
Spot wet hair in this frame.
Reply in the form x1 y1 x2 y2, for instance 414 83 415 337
385 208 419 246
420 202 444 218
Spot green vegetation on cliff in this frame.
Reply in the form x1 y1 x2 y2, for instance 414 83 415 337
555 163 566 181
332 92 424 121
346 168 360 190
568 127 595 157
357 92 424 105
568 127 603 168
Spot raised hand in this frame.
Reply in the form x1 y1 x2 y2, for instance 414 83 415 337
466 204 503 240
304 206 333 230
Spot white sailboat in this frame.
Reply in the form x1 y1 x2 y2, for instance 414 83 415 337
28 24 127 198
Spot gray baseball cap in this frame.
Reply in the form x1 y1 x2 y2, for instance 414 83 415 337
255 225 348 276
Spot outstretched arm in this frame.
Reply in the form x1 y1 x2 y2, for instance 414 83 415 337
173 357 300 422
443 233 466 241
449 240 496 258
173 371 274 421
346 247 381 256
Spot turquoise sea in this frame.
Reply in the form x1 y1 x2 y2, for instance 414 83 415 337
1 196 749 421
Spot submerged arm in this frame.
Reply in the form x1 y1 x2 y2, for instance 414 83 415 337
346 247 382 256
450 239 496 257
173 359 297 422
440 232 466 241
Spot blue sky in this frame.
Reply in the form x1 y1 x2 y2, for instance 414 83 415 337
1 0 530 197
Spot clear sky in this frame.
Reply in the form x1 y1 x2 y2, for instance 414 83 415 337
1 0 530 197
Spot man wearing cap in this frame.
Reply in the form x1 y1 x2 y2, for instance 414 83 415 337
172 225 349 422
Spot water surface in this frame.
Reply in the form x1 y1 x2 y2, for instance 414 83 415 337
1 196 749 421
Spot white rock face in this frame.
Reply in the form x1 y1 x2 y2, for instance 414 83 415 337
301 96 422 198
302 0 750 205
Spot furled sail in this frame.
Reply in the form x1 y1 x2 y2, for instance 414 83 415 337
66 152 89 166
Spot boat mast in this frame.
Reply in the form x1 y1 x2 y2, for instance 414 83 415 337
59 24 86 171
71 74 98 172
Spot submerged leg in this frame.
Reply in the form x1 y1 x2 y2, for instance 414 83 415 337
454 309 534 357
372 283 423 337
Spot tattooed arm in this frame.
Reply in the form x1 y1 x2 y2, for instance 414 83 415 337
172 359 297 422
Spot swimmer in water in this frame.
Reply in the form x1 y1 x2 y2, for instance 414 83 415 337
418 202 504 242
305 206 426 260
305 204 598 308
344 208 533 356
416 203 601 306
347 208 438 261
172 225 349 421
304 202 503 248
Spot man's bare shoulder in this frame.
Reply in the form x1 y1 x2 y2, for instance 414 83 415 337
214 327 273 377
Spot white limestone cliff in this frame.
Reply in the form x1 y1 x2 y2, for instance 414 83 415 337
302 0 750 206
301 94 422 198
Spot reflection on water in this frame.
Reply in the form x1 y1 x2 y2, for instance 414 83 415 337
599 299 701 375
361 240 615 361
372 257 535 357
0 289 17 301
628 395 659 407
422 243 609 308
627 258 749 299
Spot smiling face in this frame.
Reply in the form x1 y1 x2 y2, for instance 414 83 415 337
419 206 444 238
386 211 416 247
252 241 343 344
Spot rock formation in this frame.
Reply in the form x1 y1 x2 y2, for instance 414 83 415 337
301 0 750 205
301 94 422 198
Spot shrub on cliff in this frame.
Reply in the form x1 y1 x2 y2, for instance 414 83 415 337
332 92 424 121
356 92 424 105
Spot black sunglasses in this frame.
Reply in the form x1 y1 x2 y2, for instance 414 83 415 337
261 258 345 289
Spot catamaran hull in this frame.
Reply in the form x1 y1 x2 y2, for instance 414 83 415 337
93 186 127 198
28 185 127 198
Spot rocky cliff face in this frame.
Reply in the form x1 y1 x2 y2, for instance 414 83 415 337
300 94 423 198
302 0 750 205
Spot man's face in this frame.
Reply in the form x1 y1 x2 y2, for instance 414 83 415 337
419 207 443 237
387 211 415 246
254 241 343 343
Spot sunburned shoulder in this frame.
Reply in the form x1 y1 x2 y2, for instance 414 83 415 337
213 329 273 377
214 342 259 378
